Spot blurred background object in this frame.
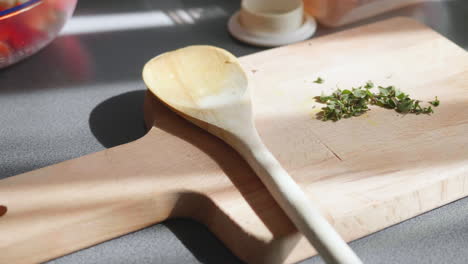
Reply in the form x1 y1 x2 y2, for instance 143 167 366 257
304 0 424 27
0 0 77 68
228 0 317 47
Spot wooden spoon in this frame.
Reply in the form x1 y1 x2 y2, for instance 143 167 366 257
142 45 362 264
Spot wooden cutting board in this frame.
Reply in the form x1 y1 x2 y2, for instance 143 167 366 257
1 17 468 264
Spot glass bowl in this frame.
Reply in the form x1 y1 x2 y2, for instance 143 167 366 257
0 0 77 68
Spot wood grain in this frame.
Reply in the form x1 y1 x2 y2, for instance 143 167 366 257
1 17 467 264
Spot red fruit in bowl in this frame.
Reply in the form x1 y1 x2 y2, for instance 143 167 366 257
0 41 12 65
0 41 11 53
23 7 59 32
0 26 10 41
7 21 45 50
0 41 12 55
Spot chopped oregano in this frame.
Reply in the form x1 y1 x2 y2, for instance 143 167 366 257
314 77 324 84
315 82 439 121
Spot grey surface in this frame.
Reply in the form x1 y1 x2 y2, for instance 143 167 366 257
0 0 467 263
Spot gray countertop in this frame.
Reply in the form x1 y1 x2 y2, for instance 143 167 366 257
1 1 467 263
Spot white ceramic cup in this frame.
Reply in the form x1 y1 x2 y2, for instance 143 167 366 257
239 0 304 35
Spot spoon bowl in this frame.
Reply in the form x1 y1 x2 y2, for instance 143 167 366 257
143 46 252 133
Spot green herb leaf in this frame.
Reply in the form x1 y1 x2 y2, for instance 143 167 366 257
396 99 413 113
316 94 331 103
342 89 352 95
396 90 407 100
422 106 434 114
429 96 440 107
314 77 324 84
352 88 367 98
364 81 374 89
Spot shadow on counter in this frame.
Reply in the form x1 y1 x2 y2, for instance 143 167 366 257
89 90 147 148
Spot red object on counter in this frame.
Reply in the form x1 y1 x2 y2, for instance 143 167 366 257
0 0 77 68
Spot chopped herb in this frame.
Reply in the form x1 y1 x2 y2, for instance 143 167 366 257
315 82 439 121
364 81 374 89
429 96 440 107
314 77 324 84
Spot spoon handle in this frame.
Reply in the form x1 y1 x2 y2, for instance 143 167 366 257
236 133 362 264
